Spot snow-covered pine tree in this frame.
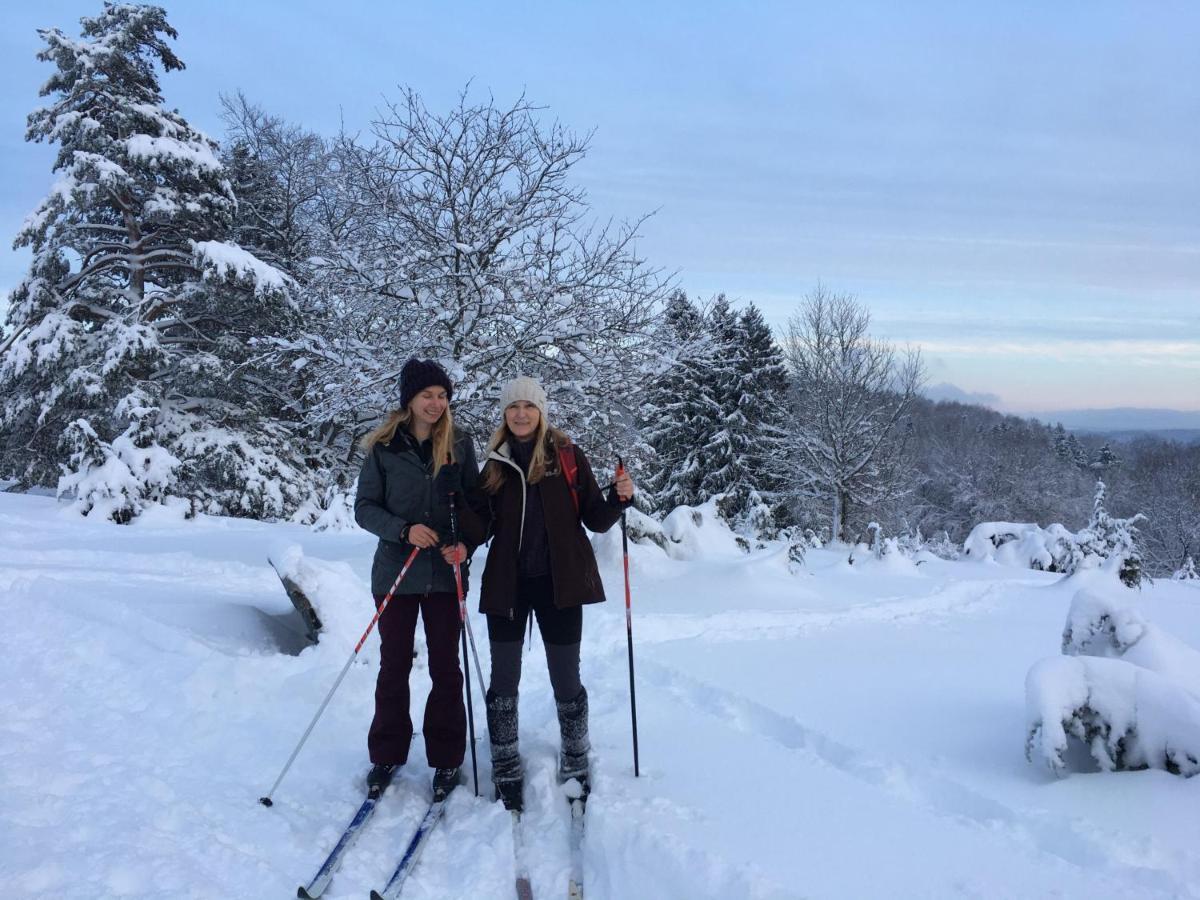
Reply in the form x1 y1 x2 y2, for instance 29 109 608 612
641 291 714 509
1077 480 1147 588
0 3 316 521
696 295 746 508
728 302 791 536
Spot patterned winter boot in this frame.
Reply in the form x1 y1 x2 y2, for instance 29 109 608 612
556 688 591 797
486 690 523 812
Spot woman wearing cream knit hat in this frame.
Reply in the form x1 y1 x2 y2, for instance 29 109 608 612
474 376 634 813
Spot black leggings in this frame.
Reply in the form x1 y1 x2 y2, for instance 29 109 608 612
487 574 582 701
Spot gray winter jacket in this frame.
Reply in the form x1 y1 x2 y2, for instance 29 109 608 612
354 427 485 597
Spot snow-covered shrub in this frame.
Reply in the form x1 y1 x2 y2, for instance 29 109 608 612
660 500 745 560
621 506 670 552
1063 583 1200 696
1061 586 1148 658
1025 655 1200 777
1174 557 1198 581
1075 481 1146 588
783 528 808 573
924 530 961 561
292 482 360 533
962 521 1080 572
56 416 183 524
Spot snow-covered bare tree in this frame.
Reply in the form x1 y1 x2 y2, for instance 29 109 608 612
219 91 328 280
781 285 924 542
0 3 317 521
284 87 670 462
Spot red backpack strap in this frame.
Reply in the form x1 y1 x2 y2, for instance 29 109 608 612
558 444 580 515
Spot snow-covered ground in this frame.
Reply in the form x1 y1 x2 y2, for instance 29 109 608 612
1 492 1198 899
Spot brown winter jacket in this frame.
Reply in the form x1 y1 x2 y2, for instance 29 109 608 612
476 433 625 617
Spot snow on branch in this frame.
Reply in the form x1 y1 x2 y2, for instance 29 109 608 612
190 240 293 298
126 134 221 173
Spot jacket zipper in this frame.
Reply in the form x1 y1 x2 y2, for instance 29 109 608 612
488 447 530 620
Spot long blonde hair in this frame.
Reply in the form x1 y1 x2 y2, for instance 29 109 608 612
361 405 456 476
481 414 570 494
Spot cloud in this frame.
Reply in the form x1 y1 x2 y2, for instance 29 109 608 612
915 338 1200 368
923 382 1002 407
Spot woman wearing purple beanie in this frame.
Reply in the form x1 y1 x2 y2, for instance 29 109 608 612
354 358 485 801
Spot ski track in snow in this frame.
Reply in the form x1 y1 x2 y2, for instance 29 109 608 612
637 656 1189 898
631 579 1010 645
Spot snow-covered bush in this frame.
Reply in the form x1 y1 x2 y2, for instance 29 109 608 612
56 416 183 524
1075 481 1146 588
963 521 1080 572
660 500 745 560
1061 585 1148 658
621 506 671 552
1025 655 1200 777
1026 578 1200 778
1061 583 1200 694
964 486 1145 588
292 482 360 533
1174 557 1198 582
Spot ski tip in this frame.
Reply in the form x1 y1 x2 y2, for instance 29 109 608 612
259 796 274 808
369 892 385 900
296 888 314 899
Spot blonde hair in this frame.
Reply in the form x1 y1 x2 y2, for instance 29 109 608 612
361 405 456 476
481 413 570 495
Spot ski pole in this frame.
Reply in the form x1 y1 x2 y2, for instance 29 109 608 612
259 545 421 807
616 456 640 777
448 487 480 797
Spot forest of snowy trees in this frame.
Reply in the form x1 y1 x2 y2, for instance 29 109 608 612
2 3 1197 578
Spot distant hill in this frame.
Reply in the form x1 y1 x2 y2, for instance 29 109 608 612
1030 408 1200 444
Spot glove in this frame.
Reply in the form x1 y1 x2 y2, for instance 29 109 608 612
435 461 463 500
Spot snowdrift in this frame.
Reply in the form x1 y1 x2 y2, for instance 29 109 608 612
1026 576 1200 777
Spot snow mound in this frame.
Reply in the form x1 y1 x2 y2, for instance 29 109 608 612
266 544 377 659
1062 584 1200 699
1025 655 1200 777
963 521 1077 572
661 500 745 560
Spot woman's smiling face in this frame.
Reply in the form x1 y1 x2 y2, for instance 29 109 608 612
505 400 540 440
410 386 448 428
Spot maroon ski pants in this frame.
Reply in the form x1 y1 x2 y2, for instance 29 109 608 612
368 591 465 769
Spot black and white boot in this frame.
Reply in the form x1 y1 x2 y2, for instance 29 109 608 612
487 690 524 812
366 763 396 797
432 766 461 802
556 688 591 797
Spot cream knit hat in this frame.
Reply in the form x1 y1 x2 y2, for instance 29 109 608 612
499 376 547 417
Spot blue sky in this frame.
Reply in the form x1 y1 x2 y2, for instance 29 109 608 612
2 1 1197 415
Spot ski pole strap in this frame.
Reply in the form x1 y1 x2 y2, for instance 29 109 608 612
559 445 580 515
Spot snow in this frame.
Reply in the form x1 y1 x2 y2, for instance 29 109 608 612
190 239 293 297
2 492 1199 898
125 134 222 173
963 520 1079 571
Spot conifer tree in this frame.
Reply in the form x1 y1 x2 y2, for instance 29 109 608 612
642 291 714 508
0 3 314 520
1077 480 1146 588
696 295 745 506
